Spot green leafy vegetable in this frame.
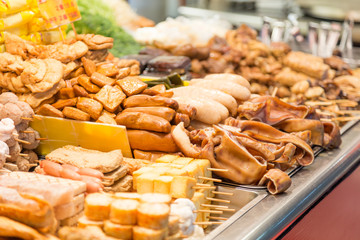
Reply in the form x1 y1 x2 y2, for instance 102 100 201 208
71 0 142 57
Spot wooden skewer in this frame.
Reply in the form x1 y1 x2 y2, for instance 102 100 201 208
334 110 360 114
26 163 38 167
198 176 222 183
21 117 33 121
19 153 29 157
271 87 278 97
201 204 228 209
5 154 11 158
208 216 228 221
215 208 235 212
21 130 34 133
328 116 360 122
196 183 212 187
71 22 78 38
36 138 48 141
206 197 230 203
208 168 228 172
194 221 223 225
15 138 30 145
212 191 234 196
193 186 216 190
305 101 333 106
33 115 42 120
194 209 223 214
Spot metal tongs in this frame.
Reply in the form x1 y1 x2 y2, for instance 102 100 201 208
339 18 354 59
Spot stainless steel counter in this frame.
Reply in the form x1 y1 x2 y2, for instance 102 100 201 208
206 120 360 239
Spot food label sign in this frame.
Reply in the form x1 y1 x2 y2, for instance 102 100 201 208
37 0 81 30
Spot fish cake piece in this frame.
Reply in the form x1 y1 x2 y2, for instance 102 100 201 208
36 104 64 118
133 226 167 240
137 203 170 230
81 57 96 76
127 130 179 152
70 66 85 78
122 107 175 122
58 87 76 99
52 98 78 110
73 84 89 97
63 107 90 121
97 63 119 77
90 72 116 87
76 97 103 120
110 199 138 225
116 112 171 133
96 110 117 125
139 193 172 204
84 193 113 221
123 95 179 110
103 220 133 240
170 176 196 199
94 85 126 112
116 76 148 96
78 216 104 228
142 84 166 96
78 74 100 93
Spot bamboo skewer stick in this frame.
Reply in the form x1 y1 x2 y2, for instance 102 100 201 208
212 191 234 196
206 197 231 203
21 117 33 121
26 163 38 167
36 138 48 141
208 168 228 172
193 186 216 190
208 216 228 221
21 130 34 134
194 222 223 225
33 115 42 120
215 208 235 212
271 87 278 97
326 116 360 122
196 183 213 187
15 138 30 145
194 209 223 214
201 204 228 209
198 176 222 182
5 154 11 158
305 101 334 106
19 153 29 157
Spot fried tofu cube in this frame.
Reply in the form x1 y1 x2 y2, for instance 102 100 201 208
90 72 116 87
96 111 117 125
84 193 113 221
197 181 215 199
63 107 90 121
73 84 89 97
94 85 126 112
155 155 179 163
191 192 206 222
58 87 75 99
169 164 184 169
137 203 170 230
117 67 131 79
78 74 101 93
133 167 154 190
193 159 212 178
183 162 203 181
52 98 77 110
154 176 173 194
172 158 193 166
163 168 188 177
36 104 64 118
149 163 170 168
136 173 160 194
77 216 104 228
170 176 196 199
76 97 103 120
103 220 133 240
81 57 96 76
116 76 148 96
70 66 85 78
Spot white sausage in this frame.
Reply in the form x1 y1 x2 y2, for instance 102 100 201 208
204 73 251 89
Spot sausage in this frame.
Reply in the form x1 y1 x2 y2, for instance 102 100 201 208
52 98 77 110
122 107 176 122
123 95 179 110
116 112 171 133
73 85 89 97
62 164 80 173
81 177 103 193
204 73 251 89
127 130 179 152
172 113 190 128
60 168 82 180
142 84 166 96
41 160 62 177
78 168 104 179
177 104 197 120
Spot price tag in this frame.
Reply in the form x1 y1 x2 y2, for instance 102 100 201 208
37 0 81 30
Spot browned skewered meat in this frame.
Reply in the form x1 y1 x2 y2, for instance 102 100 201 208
19 128 40 150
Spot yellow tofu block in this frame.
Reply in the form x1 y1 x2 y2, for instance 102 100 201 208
155 155 179 163
172 157 193 165
133 167 155 190
169 164 184 169
163 168 189 177
152 167 171 175
197 181 215 199
191 192 206 222
154 176 174 194
183 162 202 181
170 176 196 199
136 173 160 194
150 163 170 168
193 159 212 178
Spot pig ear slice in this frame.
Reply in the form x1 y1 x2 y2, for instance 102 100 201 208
171 122 201 158
259 169 292 194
